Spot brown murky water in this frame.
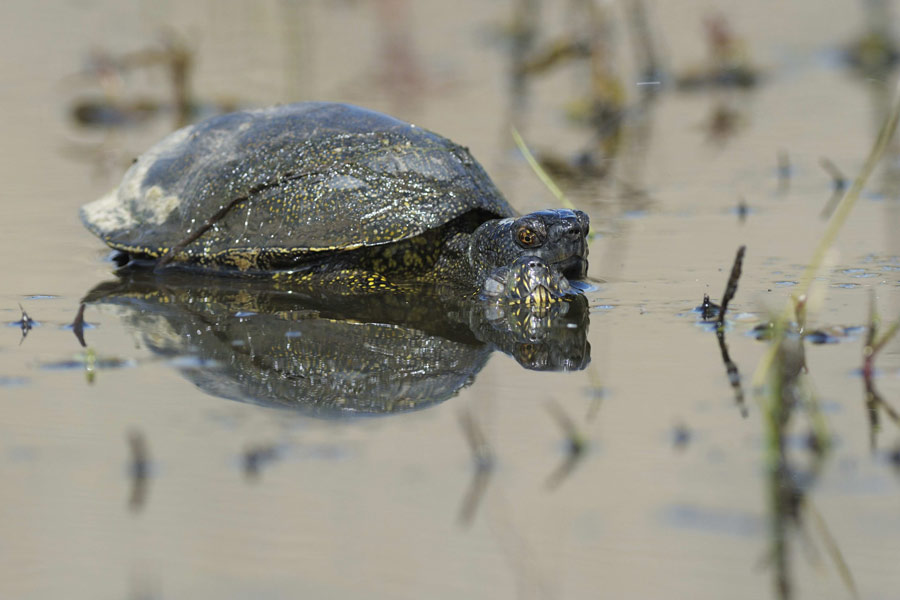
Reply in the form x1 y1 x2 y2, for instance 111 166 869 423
2 1 900 598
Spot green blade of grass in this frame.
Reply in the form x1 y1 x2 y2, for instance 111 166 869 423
511 126 598 241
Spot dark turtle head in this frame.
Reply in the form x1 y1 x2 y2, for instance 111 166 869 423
469 209 589 289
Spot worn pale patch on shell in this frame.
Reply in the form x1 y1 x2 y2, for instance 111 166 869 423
139 186 183 225
81 188 138 232
82 123 194 234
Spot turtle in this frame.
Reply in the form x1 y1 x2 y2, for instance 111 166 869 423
80 102 590 301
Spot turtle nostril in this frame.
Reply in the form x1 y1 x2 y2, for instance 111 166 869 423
575 210 590 234
563 223 581 241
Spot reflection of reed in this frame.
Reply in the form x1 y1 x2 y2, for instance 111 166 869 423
818 158 847 220
457 408 494 528
751 74 900 600
543 400 586 491
13 303 35 344
862 292 900 451
507 0 627 182
243 443 280 482
70 303 88 347
699 246 747 416
68 32 195 130
717 248 747 419
127 430 150 514
762 330 859 600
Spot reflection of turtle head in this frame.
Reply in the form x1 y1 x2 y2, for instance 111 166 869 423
473 291 591 372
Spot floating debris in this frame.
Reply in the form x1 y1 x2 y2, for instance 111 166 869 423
10 303 37 343
697 294 721 322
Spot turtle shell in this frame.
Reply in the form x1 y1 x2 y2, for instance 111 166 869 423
81 102 515 269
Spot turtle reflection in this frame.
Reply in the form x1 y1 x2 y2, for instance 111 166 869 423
83 273 590 415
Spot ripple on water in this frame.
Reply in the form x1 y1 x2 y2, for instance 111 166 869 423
590 304 615 312
0 376 30 388
660 503 764 537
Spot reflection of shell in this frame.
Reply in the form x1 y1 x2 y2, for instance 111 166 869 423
84 274 589 415
85 278 488 415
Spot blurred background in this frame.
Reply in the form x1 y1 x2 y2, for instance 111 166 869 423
2 1 900 599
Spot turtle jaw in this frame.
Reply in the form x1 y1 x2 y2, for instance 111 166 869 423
554 255 588 281
480 256 572 307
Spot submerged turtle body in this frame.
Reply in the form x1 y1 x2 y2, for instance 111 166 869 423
81 102 589 298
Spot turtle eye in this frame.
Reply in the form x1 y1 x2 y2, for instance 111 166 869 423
516 227 542 248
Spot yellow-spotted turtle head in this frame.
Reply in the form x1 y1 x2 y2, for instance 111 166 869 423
470 209 589 295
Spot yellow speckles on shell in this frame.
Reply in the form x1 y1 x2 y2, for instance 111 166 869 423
219 249 262 271
274 268 398 295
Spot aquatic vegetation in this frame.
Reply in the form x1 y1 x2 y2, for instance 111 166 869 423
676 13 762 90
861 292 900 450
750 78 900 600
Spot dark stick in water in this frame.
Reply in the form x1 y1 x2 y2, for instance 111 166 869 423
715 246 747 415
716 245 745 333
